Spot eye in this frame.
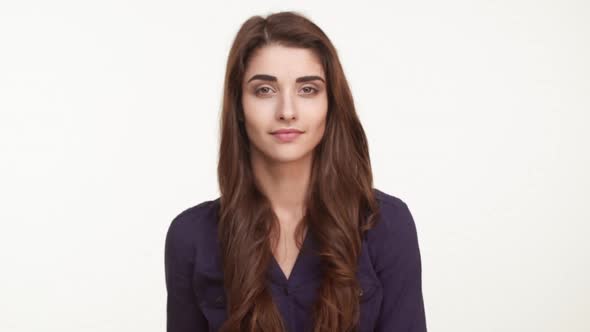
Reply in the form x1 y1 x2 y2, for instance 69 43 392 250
301 86 319 95
255 86 274 96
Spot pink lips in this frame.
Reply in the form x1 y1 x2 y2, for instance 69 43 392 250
271 128 303 142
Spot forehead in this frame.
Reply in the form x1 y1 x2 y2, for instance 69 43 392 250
244 44 325 80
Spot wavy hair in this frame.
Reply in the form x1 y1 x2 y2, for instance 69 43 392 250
216 11 380 332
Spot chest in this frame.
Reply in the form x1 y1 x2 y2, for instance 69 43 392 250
271 229 305 281
193 235 384 332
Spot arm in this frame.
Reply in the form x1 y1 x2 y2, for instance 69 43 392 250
165 213 209 331
373 200 427 331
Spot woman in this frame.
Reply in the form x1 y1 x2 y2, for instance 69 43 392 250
165 11 427 332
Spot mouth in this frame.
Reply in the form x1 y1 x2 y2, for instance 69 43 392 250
270 129 304 143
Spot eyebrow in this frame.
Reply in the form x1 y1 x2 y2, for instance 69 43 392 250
246 74 325 84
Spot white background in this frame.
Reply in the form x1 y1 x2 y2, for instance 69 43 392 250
1 1 589 331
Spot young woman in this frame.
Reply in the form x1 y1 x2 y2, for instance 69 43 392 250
165 11 427 332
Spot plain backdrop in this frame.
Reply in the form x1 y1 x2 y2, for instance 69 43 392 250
1 1 588 331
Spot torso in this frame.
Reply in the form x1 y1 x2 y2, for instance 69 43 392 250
271 222 308 280
177 188 413 332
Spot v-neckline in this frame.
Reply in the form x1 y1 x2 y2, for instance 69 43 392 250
270 228 311 285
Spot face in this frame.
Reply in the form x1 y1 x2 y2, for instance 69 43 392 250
241 44 328 164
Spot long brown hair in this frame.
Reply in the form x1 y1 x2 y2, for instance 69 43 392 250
216 11 380 332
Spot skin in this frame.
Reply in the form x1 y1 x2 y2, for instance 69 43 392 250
241 44 328 279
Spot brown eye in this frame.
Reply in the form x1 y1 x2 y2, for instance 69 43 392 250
255 86 273 96
301 86 318 95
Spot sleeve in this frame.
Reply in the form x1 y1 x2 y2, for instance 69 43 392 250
164 212 209 331
374 201 427 331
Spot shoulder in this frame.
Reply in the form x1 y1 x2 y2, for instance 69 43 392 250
367 188 421 271
373 188 411 216
371 188 415 234
164 197 220 260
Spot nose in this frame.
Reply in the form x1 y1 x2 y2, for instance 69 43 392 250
277 91 297 121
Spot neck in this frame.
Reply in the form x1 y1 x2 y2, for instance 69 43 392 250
250 147 312 221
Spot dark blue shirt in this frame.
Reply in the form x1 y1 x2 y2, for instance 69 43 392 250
165 188 427 331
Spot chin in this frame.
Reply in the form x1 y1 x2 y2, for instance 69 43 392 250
263 148 313 164
268 153 307 163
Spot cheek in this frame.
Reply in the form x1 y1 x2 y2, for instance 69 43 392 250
312 116 327 144
241 96 271 133
307 103 328 133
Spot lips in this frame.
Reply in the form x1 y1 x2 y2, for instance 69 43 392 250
271 128 304 134
271 128 304 142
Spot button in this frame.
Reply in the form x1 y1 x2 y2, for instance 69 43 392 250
283 286 289 296
358 288 364 297
215 295 224 304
